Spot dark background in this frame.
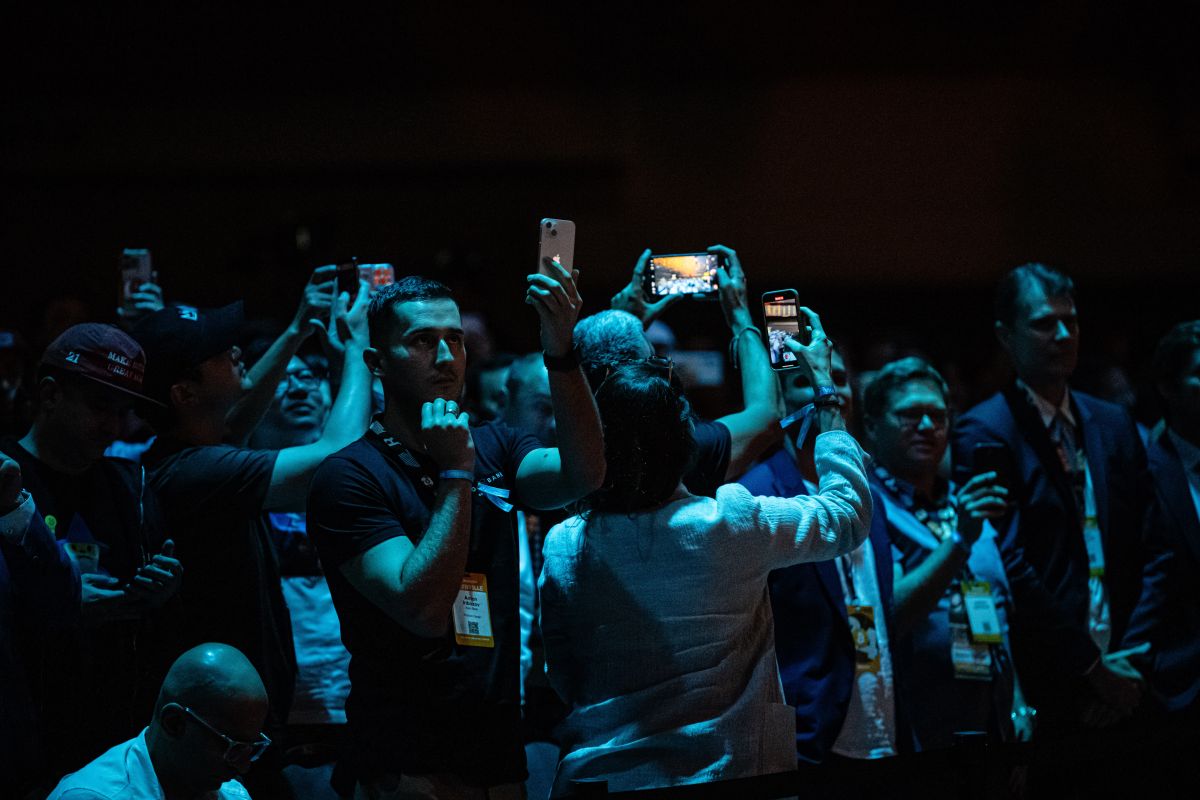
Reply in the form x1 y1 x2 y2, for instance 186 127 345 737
4 2 1199 416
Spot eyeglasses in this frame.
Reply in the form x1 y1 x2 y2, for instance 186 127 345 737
181 706 272 766
282 369 324 391
890 409 950 430
595 356 676 395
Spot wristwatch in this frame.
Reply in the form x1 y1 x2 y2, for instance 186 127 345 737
543 344 581 372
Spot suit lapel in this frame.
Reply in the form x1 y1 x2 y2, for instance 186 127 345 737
1153 435 1200 566
1002 384 1080 532
769 449 848 617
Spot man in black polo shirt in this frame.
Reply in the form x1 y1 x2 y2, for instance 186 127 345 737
132 272 373 794
307 266 605 798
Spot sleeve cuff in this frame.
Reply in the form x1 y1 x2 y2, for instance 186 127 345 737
0 490 36 544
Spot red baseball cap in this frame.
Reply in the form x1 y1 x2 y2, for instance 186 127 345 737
39 323 163 407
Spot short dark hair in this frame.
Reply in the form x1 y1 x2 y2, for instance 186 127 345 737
367 276 454 347
861 356 950 423
1152 320 1200 392
994 263 1075 328
583 361 696 516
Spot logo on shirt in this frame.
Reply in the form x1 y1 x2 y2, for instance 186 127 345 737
177 305 199 321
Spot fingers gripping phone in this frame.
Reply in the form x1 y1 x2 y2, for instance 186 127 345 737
119 248 153 309
643 253 720 300
973 442 1016 492
538 218 576 276
761 289 811 370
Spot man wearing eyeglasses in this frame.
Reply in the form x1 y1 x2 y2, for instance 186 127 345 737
48 643 270 799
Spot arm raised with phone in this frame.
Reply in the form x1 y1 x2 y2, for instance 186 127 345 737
514 258 607 510
710 245 784 480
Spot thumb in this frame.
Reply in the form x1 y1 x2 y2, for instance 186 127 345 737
160 539 175 558
85 574 122 588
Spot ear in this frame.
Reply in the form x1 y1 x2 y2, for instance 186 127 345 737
158 703 187 738
169 379 199 410
363 347 385 379
36 375 62 410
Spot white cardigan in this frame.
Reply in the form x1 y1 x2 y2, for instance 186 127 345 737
539 430 872 795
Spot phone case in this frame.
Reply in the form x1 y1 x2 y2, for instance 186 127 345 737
538 219 576 275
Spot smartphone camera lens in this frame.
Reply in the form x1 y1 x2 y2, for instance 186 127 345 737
550 229 557 236
545 222 553 229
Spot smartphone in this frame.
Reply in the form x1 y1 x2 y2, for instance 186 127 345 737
761 289 810 369
643 252 720 300
336 258 359 296
119 248 153 309
973 442 1016 491
538 218 576 277
358 263 395 293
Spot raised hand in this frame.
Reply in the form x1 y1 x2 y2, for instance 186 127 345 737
708 244 752 331
116 273 166 327
954 472 1009 546
782 306 835 385
527 258 583 358
419 398 475 473
292 264 338 338
610 248 683 328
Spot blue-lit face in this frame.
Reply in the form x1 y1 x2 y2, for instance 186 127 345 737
1001 282 1079 386
370 298 466 406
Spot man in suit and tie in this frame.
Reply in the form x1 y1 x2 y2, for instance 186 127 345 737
1146 322 1200 716
952 264 1169 782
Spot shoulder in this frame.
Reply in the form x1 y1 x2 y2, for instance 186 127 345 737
693 417 730 444
219 779 253 799
958 391 1011 427
152 443 275 477
473 420 543 468
313 438 377 479
1074 391 1134 428
542 515 587 560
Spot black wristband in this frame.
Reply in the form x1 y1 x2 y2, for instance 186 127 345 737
543 344 581 372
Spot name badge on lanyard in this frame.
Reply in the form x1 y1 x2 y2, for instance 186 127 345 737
949 585 993 681
846 604 882 675
1082 461 1106 578
453 572 495 648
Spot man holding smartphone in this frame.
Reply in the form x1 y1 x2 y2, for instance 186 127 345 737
132 267 373 795
1 323 183 787
307 263 604 799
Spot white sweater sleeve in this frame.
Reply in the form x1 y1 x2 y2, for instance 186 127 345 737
720 430 872 569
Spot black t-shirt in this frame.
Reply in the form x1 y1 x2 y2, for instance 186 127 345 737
0 436 170 772
144 439 296 730
685 418 732 497
308 420 540 784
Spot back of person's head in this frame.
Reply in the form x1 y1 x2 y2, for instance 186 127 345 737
574 310 653 392
1153 321 1200 391
861 356 951 424
585 360 696 515
465 352 515 423
367 276 454 348
993 262 1075 328
148 643 268 793
504 352 555 445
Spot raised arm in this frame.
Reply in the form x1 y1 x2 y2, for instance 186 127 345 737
515 259 606 510
264 281 373 511
225 265 337 445
337 399 476 637
609 248 684 329
708 245 783 480
891 473 1009 637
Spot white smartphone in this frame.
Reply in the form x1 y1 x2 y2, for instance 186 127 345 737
538 218 576 276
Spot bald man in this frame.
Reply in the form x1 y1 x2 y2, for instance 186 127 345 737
48 643 270 800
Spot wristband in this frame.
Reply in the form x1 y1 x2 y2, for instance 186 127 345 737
543 344 580 372
728 325 763 370
812 386 842 408
438 470 474 483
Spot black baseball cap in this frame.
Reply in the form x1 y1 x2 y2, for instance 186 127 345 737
131 301 245 404
39 323 162 407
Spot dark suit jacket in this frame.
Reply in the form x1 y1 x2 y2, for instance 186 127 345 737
739 447 910 763
1145 432 1200 713
952 386 1168 716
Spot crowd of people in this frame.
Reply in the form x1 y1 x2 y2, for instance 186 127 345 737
1 242 1197 800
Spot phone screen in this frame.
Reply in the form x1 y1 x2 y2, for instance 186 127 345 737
336 262 359 296
120 249 153 303
358 263 395 293
763 290 807 368
973 442 1015 490
647 253 719 297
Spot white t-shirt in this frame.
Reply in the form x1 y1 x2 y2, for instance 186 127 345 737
47 729 252 800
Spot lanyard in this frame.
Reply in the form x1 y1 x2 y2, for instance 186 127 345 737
366 419 514 512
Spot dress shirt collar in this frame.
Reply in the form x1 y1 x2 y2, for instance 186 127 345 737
1017 379 1075 429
